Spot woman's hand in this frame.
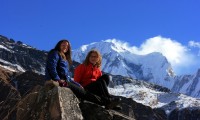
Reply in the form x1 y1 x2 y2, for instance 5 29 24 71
58 80 68 87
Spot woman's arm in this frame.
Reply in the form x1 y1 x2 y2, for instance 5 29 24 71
46 51 60 81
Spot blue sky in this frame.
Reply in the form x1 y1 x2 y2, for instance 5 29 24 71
1 0 200 75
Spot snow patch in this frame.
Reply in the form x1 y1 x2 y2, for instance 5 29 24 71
0 58 25 72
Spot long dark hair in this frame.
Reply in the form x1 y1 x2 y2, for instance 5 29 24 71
83 49 102 68
49 39 72 66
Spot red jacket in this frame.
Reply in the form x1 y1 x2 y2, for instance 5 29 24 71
74 63 102 87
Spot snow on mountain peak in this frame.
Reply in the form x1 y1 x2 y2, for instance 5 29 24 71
78 39 137 54
0 44 13 52
104 39 130 53
80 45 88 51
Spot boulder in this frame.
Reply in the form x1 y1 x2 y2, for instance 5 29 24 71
16 81 136 120
16 81 83 120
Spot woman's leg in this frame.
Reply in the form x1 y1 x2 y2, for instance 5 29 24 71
98 74 110 85
84 75 122 109
67 81 86 98
67 81 103 105
84 74 111 99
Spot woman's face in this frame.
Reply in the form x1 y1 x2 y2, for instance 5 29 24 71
89 52 98 65
60 41 69 53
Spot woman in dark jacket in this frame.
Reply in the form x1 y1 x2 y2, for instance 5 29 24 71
45 40 100 103
45 39 80 87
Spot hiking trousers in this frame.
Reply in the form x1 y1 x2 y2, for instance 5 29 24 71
84 74 111 101
67 81 103 105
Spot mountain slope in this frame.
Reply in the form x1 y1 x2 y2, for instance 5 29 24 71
172 69 200 98
108 74 200 114
0 35 47 73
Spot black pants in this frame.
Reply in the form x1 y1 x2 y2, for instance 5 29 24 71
67 81 103 105
84 74 111 104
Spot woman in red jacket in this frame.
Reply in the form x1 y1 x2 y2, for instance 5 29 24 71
74 49 121 109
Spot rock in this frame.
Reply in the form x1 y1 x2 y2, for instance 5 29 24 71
118 97 166 120
16 81 136 120
80 101 136 120
0 80 21 120
79 102 113 120
16 81 83 120
1 69 199 120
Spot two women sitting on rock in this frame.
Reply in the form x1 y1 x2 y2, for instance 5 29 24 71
45 40 121 110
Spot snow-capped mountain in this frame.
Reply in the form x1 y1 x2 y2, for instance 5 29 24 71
72 39 175 89
0 35 47 74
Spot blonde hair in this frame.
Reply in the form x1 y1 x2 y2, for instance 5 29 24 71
83 49 102 68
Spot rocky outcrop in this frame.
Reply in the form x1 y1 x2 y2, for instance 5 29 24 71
16 82 83 120
80 101 135 120
14 79 171 120
1 70 200 119
16 81 136 120
117 97 165 120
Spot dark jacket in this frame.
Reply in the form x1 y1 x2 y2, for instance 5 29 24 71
45 50 70 81
45 50 82 87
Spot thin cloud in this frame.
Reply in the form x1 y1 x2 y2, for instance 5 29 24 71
189 41 200 48
189 41 200 56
